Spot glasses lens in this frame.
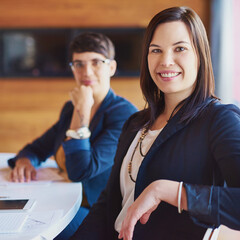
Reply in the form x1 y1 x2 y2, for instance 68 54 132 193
70 59 110 72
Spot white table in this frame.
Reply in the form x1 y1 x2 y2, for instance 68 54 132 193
0 153 82 240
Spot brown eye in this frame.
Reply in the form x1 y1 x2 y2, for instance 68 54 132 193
149 48 161 53
176 47 185 52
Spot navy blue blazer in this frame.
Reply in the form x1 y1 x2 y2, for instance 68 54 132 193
8 89 137 207
72 99 240 240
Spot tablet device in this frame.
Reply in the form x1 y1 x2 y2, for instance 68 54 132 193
0 199 36 212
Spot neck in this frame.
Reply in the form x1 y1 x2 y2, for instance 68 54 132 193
164 92 190 118
150 93 187 130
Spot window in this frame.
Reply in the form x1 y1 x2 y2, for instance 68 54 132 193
0 28 145 78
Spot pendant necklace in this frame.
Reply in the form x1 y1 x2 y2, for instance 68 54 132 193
128 127 148 183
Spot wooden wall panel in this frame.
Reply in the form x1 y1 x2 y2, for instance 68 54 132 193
0 0 210 30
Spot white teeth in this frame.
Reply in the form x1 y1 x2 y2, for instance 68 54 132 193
160 72 179 78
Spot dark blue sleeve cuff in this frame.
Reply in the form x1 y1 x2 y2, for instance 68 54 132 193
186 184 240 230
185 183 219 228
8 152 40 168
62 138 91 154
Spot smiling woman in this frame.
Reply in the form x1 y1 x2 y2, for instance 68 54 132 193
70 7 240 240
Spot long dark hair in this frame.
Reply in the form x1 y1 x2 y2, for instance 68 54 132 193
138 6 218 129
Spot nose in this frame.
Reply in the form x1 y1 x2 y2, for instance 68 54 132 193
82 62 94 76
159 52 174 67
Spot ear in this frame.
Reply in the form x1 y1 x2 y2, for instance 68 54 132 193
109 60 117 77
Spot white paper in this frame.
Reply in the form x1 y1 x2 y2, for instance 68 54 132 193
22 210 64 233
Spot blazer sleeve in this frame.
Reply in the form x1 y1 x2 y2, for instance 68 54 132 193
185 184 240 230
8 102 71 168
63 101 137 182
186 104 240 230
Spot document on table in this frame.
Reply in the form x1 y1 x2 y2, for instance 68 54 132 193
22 209 64 233
35 168 66 182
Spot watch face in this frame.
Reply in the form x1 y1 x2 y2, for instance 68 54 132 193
76 127 91 138
66 127 91 139
66 129 80 139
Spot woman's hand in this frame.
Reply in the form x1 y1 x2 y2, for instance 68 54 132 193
69 85 94 129
10 157 37 182
118 181 161 240
70 85 94 111
118 180 187 240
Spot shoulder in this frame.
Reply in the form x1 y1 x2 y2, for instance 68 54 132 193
104 89 138 117
206 101 240 123
108 89 138 112
199 101 240 135
121 109 147 132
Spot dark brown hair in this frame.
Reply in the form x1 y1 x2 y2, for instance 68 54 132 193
69 32 115 61
138 6 218 129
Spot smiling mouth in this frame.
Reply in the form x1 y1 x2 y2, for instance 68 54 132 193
160 72 180 78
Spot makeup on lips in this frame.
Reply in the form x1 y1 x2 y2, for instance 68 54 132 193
81 80 95 86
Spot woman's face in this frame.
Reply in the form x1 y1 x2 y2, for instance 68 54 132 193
148 21 199 100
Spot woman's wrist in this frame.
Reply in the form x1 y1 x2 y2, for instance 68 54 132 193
153 180 188 211
70 107 90 130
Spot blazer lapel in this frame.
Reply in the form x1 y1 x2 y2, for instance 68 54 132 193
134 109 188 198
150 108 187 150
149 97 214 150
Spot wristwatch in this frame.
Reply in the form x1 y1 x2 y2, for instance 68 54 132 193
66 127 91 139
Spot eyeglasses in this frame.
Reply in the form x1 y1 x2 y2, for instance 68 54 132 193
69 58 111 73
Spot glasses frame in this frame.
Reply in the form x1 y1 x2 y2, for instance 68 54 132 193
69 58 111 72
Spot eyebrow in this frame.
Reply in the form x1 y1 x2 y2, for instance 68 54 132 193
173 41 191 46
149 41 191 48
72 58 102 62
